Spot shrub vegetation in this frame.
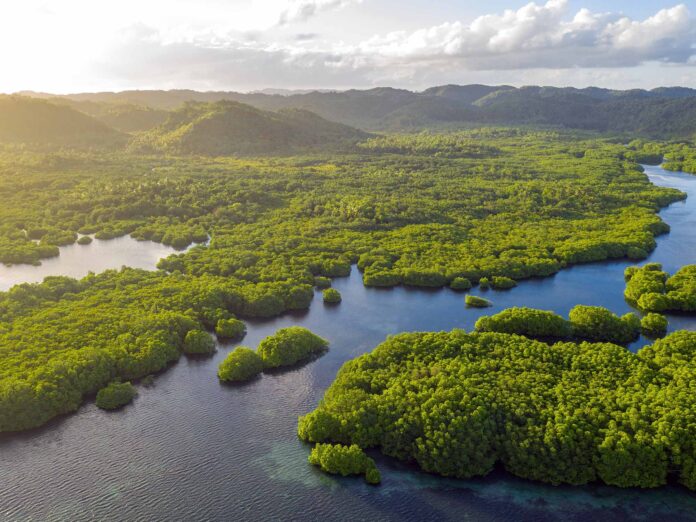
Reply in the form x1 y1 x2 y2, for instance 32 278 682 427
217 347 264 382
257 327 328 369
308 443 381 484
625 264 696 312
215 318 247 341
322 288 342 304
641 313 668 338
465 295 492 308
95 381 136 410
183 330 216 355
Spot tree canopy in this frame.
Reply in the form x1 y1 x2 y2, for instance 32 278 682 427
298 329 696 490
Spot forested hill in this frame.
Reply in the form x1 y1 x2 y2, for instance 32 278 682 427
129 101 369 155
0 96 125 147
23 85 696 135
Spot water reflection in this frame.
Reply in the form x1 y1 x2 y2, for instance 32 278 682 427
0 235 179 291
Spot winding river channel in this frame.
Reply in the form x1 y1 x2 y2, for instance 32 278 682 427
1 164 695 521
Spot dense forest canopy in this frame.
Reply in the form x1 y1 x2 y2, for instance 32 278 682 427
298 329 696 490
0 129 693 432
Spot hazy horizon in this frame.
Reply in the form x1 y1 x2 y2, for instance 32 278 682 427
11 82 696 98
2 0 695 94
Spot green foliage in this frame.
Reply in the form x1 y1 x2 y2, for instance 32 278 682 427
465 295 491 308
449 277 472 291
298 330 696 489
625 264 696 312
358 133 500 158
475 307 573 339
76 235 93 245
308 443 380 484
568 305 640 345
130 101 367 156
183 330 216 355
95 381 136 410
0 130 688 432
217 347 263 382
641 313 668 338
0 95 125 148
490 276 517 290
322 288 342 304
479 277 490 290
257 327 328 369
476 306 640 345
314 276 332 289
215 318 247 341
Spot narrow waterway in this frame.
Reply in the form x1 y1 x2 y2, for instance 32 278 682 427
1 164 695 521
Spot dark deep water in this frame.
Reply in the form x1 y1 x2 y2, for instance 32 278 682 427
1 164 696 521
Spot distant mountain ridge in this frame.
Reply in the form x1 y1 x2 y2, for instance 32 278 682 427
20 84 696 135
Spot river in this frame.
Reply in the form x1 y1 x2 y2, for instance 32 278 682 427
1 164 695 521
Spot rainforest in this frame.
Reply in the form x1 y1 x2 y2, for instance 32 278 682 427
2 91 696 521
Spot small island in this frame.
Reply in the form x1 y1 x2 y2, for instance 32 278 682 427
257 327 328 369
218 347 264 382
465 295 492 308
218 327 329 382
474 305 641 345
322 288 342 304
308 443 381 484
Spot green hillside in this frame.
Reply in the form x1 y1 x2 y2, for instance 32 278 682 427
0 96 124 147
130 101 369 155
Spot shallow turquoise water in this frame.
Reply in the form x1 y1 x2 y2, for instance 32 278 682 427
0 164 695 521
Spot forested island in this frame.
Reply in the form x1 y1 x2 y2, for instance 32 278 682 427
298 329 696 490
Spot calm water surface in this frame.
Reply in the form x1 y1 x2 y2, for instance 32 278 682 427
1 164 695 521
0 235 179 291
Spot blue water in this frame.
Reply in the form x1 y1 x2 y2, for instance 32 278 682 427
1 164 695 521
0 235 179 291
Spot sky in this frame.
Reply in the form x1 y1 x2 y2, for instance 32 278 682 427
1 0 695 93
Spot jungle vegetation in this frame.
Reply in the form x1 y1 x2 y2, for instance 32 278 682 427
95 381 136 410
298 329 696 490
308 443 381 484
322 288 342 304
625 263 696 312
217 347 264 383
641 313 668 338
474 306 640 345
256 327 328 369
215 318 247 341
0 129 690 432
465 295 492 308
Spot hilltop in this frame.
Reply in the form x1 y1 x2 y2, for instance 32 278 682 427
23 84 696 135
129 100 369 155
0 96 125 147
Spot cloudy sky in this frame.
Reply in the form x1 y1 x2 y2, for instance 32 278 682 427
2 0 695 93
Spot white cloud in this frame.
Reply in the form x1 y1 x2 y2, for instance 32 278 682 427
3 1 695 92
278 0 361 25
351 1 696 69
